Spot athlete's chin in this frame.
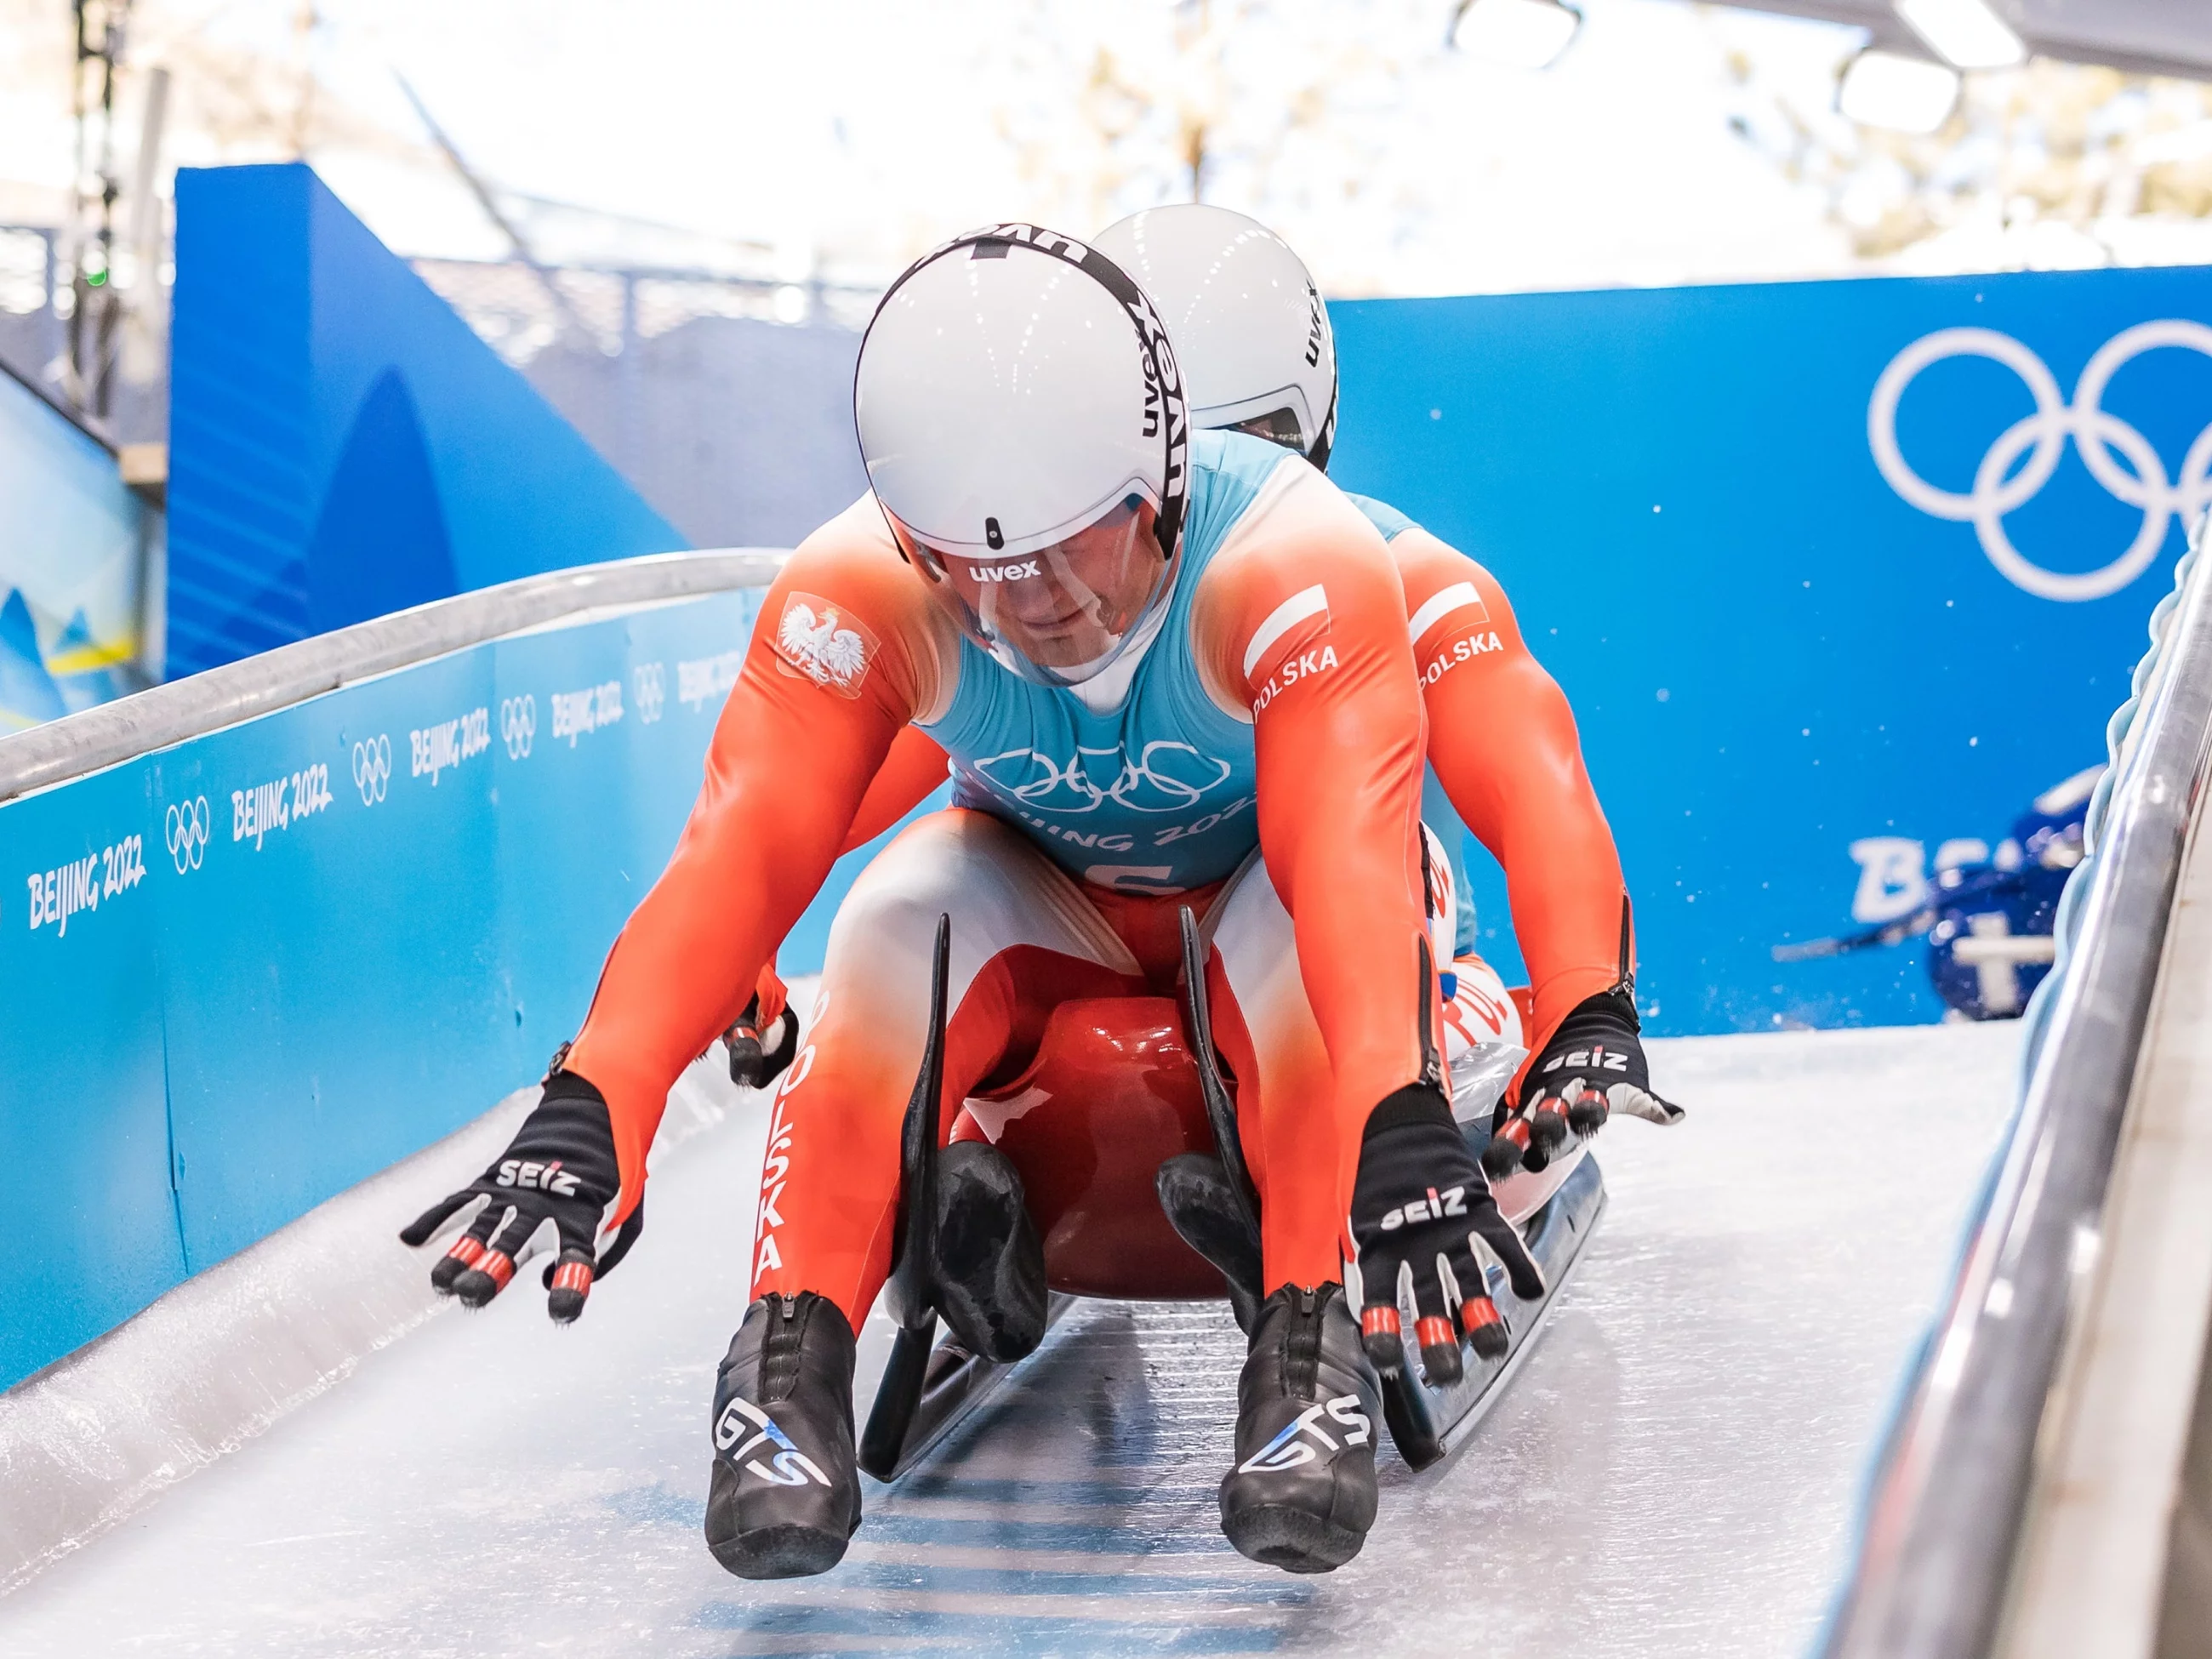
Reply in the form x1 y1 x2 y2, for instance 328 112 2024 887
1012 629 1108 667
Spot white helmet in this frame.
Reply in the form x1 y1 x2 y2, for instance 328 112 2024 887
1092 204 1337 469
855 223 1190 688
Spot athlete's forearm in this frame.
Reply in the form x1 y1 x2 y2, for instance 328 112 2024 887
1394 535 1627 1053
1435 655 1625 1044
1256 647 1433 1118
565 534 930 1219
1211 493 1436 1136
566 658 898 1213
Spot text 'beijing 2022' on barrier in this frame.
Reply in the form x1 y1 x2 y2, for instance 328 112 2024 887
1824 508 2212 1659
0 550 784 1391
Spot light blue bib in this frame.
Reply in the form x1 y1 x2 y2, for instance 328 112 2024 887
921 430 1287 895
921 446 1481 950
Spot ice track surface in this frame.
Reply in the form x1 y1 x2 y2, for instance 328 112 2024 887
0 1020 2019 1657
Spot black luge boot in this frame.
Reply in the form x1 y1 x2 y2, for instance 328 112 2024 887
1218 1282 1381 1574
933 1141 1049 1363
1157 1153 1263 1333
705 1291 861 1579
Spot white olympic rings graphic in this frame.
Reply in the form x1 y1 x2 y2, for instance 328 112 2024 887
351 734 391 805
974 740 1234 816
634 662 666 725
164 795 210 873
500 694 537 760
1870 320 2212 602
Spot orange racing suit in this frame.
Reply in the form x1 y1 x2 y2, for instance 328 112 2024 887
566 439 1445 1324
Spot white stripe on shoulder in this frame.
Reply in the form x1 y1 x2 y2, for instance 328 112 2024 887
1407 581 1483 643
1241 584 1330 681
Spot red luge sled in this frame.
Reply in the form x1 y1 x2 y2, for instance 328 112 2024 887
847 913 1607 1480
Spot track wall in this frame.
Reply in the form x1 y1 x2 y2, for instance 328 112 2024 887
1333 263 2212 1032
0 584 928 1388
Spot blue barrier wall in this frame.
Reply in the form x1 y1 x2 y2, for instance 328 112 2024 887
6 593 725 1381
1331 265 2212 1033
0 579 945 1387
165 164 683 680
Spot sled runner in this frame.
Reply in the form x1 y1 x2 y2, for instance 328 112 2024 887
853 910 1608 1480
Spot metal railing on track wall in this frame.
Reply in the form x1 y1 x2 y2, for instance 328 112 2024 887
1824 512 2212 1657
0 549 784 805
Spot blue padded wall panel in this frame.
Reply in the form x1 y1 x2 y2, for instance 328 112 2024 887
165 164 682 679
167 164 315 675
305 371 458 630
1329 263 2212 1033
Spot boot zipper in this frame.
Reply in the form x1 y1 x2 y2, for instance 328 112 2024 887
1285 1286 1322 1397
762 1292 806 1400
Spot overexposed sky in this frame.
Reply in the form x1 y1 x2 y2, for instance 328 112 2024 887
1 0 2207 296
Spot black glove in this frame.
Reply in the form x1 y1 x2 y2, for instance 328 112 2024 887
724 993 799 1091
399 1068 640 1322
1484 987 1684 1179
1350 1084 1544 1386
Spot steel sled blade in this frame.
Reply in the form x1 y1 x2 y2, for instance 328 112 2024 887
858 915 951 1479
1382 1149 1608 1470
862 1292 1078 1483
858 914 1067 1482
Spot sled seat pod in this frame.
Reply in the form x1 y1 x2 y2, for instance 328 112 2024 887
952 995 1223 1301
854 910 1611 1482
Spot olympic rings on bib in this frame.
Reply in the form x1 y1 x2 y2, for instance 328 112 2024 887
1870 321 2212 602
973 739 1234 816
351 734 391 804
164 795 210 873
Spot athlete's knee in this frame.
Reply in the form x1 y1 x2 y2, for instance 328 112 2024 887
827 811 993 955
1209 855 1296 983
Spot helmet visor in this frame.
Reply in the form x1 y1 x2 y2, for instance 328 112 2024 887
1229 405 1307 453
896 499 1170 687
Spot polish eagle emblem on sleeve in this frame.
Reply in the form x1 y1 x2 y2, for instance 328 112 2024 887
772 592 878 698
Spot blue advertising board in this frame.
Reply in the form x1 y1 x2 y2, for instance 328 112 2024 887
1331 265 2212 1033
0 585 941 1386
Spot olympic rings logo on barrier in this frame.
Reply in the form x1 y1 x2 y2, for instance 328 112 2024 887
1870 321 2212 602
634 662 666 725
500 694 537 760
164 795 210 873
974 740 1234 815
351 734 391 805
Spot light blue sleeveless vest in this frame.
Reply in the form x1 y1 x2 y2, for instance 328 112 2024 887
921 430 1285 895
920 443 1480 954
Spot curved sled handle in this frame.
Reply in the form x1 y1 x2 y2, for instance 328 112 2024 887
858 912 950 1479
1177 906 1262 1240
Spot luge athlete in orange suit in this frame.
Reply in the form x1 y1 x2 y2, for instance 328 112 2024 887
403 223 1547 1580
761 204 1683 1206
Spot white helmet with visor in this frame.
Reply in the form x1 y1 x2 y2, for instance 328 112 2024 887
854 223 1189 689
1092 203 1337 470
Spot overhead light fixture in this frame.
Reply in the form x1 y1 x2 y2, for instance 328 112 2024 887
1448 0 1582 71
1839 48 1963 134
1893 0 2027 71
